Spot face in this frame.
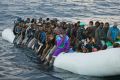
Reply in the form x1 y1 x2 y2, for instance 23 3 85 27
39 26 43 31
89 21 93 26
100 22 104 27
104 23 109 28
95 22 100 27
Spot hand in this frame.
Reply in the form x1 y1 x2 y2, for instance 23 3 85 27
64 50 69 53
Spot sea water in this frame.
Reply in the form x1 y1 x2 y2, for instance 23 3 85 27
0 0 120 80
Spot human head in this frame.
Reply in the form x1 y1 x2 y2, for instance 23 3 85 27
104 22 109 28
26 18 30 23
47 27 52 34
95 21 100 28
54 27 61 35
31 18 35 23
100 22 104 28
39 17 42 23
46 18 50 23
89 21 93 27
39 26 43 31
77 21 80 27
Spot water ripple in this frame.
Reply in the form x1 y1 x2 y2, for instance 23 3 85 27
0 0 120 80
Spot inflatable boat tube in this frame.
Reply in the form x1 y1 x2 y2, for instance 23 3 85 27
54 48 120 77
2 28 120 77
2 28 15 43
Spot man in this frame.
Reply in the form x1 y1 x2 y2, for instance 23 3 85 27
107 22 120 43
37 26 46 56
95 22 106 46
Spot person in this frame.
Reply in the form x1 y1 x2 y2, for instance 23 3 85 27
103 22 110 42
13 23 22 44
38 17 42 23
33 25 40 51
27 24 36 48
40 27 55 62
92 21 100 38
107 22 120 43
19 24 28 46
46 18 50 23
37 26 46 56
71 23 79 51
76 22 86 41
85 21 94 38
95 22 106 46
66 23 72 38
44 28 70 66
17 23 28 46
13 23 19 35
25 18 30 23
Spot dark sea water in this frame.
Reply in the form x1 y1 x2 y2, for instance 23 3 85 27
0 0 120 80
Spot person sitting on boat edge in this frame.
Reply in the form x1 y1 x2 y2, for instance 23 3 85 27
44 27 70 66
13 23 22 44
37 25 46 56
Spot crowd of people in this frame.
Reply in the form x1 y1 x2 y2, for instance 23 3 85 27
13 17 120 66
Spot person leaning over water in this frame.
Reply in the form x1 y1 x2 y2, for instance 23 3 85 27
27 24 37 48
32 25 41 52
15 22 25 45
13 17 23 44
21 18 32 46
19 24 28 46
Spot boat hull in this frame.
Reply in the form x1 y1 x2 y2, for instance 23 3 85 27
2 28 120 77
54 48 120 77
2 28 15 43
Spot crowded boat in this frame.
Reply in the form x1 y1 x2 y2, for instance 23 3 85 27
12 17 120 67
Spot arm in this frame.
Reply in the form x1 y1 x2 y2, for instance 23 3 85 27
65 39 70 52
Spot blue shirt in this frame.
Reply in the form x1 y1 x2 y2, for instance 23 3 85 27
108 26 120 41
39 32 46 44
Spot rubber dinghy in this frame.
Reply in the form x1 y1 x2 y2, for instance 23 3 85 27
54 48 120 77
2 28 15 43
2 28 120 77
